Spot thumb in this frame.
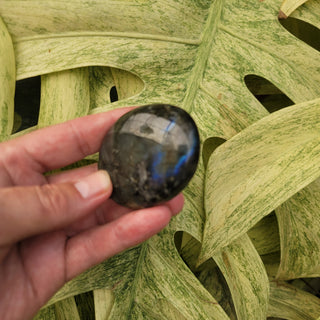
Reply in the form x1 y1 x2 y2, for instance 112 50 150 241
0 170 112 246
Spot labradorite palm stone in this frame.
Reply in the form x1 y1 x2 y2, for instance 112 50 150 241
98 104 200 209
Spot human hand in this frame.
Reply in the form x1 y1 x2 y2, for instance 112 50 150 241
0 108 184 320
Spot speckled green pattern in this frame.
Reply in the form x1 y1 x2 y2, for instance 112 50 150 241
38 68 90 127
0 16 14 138
276 178 320 280
54 297 80 320
0 0 319 319
201 98 320 260
290 0 320 28
212 234 269 319
268 281 320 319
279 0 309 17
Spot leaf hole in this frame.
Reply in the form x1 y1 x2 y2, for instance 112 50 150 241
73 291 95 320
109 86 119 103
202 137 226 170
89 67 144 110
279 17 320 52
244 75 294 113
13 76 41 133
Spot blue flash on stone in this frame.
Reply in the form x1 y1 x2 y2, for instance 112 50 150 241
98 104 200 209
173 153 188 175
164 120 176 133
151 150 165 182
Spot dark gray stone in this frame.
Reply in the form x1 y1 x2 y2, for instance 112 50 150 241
98 104 200 209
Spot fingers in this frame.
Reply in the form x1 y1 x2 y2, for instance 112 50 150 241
47 163 98 184
164 193 185 216
0 171 112 246
64 193 184 280
1 107 132 175
64 192 184 237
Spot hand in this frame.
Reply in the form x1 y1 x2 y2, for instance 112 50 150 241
0 108 184 320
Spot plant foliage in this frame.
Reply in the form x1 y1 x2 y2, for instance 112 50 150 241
0 0 319 319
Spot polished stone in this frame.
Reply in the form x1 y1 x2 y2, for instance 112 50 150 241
98 104 200 209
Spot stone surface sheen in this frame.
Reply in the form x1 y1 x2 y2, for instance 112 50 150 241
98 104 200 209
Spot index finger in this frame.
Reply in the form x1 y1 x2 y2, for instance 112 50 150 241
6 107 133 172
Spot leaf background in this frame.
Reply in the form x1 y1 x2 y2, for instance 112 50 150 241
0 0 319 319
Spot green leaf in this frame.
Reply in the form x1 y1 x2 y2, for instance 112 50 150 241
276 178 320 280
247 212 280 256
212 234 269 319
290 0 320 29
54 297 80 320
110 67 144 102
93 288 114 320
200 98 320 262
0 16 15 139
49 237 229 319
33 306 56 320
0 0 319 318
89 66 144 112
196 260 237 320
38 68 90 127
279 0 309 18
268 281 320 319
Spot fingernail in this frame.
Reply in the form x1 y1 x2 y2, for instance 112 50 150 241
74 170 111 199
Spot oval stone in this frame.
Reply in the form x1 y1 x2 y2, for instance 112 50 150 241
98 104 200 209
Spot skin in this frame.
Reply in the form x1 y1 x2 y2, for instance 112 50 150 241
0 108 184 320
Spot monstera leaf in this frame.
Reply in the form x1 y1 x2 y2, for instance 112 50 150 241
0 0 320 319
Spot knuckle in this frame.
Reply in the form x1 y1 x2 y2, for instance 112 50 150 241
35 184 70 221
0 145 25 182
112 221 131 248
69 122 92 157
